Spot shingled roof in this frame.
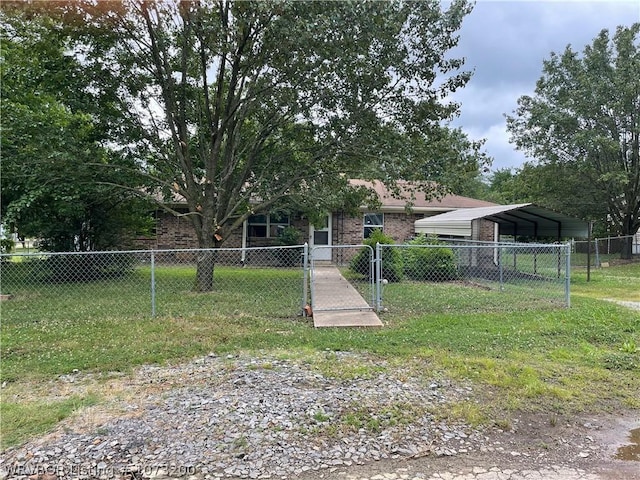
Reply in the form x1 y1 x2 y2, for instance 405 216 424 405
349 179 497 213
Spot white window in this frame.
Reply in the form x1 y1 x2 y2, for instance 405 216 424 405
363 213 384 238
248 213 290 238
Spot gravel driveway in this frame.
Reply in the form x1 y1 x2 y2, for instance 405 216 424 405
1 352 638 480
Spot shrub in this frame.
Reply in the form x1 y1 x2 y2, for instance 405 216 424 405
276 226 302 246
403 234 458 281
350 229 403 282
276 227 303 267
42 252 136 283
1 238 15 254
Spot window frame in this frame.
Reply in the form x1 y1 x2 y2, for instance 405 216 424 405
248 212 290 238
363 213 384 239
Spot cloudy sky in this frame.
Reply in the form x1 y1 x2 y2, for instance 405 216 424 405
447 0 640 172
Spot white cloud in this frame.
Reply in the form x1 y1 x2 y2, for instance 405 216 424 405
452 83 531 126
463 123 530 171
445 0 640 172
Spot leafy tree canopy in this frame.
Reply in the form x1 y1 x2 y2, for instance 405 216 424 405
0 6 153 251
2 0 489 287
507 23 640 253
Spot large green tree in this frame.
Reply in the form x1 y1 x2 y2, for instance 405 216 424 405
507 24 640 257
0 6 152 251
4 0 487 289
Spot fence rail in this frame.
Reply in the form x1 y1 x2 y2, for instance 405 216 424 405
1 242 571 324
0 246 306 322
572 235 638 268
377 242 571 314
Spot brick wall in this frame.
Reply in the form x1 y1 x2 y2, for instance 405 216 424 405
151 209 448 252
335 211 421 244
473 219 497 242
151 211 307 250
156 213 199 249
383 213 423 242
470 219 498 268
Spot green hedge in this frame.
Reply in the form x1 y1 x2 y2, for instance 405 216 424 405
1 238 15 254
402 234 458 281
350 230 403 282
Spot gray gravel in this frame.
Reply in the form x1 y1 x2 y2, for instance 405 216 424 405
1 352 488 480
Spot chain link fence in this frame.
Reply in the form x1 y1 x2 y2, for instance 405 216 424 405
1 241 572 324
572 235 638 268
376 241 571 314
0 246 306 322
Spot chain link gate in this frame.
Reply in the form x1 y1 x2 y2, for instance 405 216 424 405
309 245 377 314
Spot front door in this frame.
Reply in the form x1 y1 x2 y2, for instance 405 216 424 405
310 214 332 262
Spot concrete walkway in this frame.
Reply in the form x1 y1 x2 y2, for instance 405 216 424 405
311 265 383 328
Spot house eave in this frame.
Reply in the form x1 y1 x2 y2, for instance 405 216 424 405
359 206 459 214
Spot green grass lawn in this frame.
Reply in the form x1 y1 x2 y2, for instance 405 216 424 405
1 261 639 450
571 263 640 301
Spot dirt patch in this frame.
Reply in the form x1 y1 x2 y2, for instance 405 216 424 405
453 280 493 291
298 411 640 480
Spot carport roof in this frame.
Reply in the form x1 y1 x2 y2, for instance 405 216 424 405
414 203 589 239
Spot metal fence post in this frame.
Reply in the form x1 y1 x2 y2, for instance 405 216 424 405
310 245 316 314
150 251 156 317
302 243 309 315
565 243 571 308
498 246 504 291
375 242 382 312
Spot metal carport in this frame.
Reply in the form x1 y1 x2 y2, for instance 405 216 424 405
414 203 589 240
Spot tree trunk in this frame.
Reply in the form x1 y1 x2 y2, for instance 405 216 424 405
619 215 637 260
195 249 216 292
621 235 633 260
194 222 220 292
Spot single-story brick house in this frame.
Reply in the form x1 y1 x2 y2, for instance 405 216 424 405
137 180 498 259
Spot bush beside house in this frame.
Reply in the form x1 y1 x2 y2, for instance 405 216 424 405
350 232 458 283
276 226 304 267
350 230 403 282
402 234 458 281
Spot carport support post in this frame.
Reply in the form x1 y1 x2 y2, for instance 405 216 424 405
151 251 156 317
302 243 309 316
